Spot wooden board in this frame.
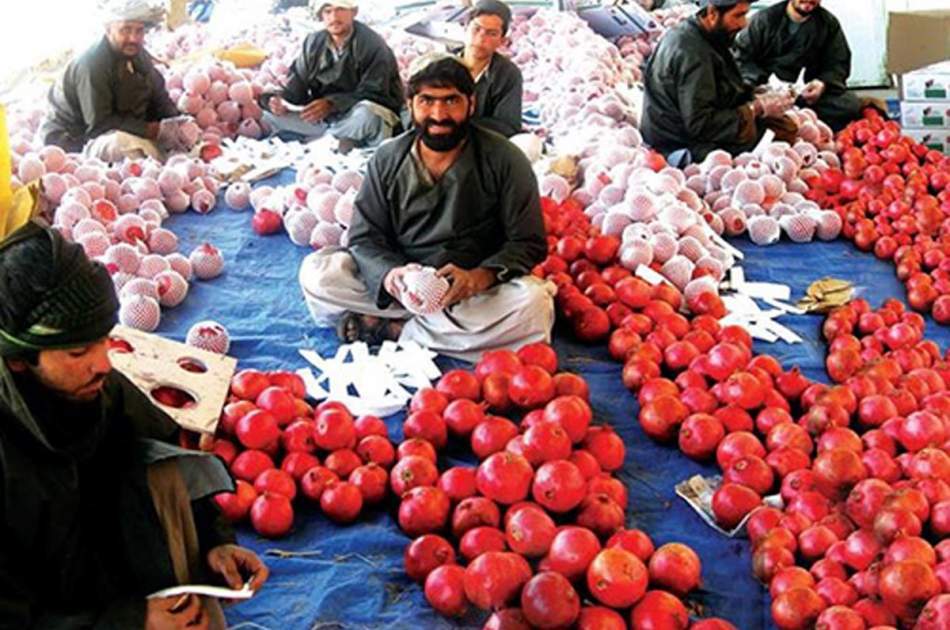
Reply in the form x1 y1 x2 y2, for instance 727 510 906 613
108 325 237 434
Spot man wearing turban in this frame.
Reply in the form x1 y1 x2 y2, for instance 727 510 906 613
0 223 268 628
39 0 183 162
263 0 404 148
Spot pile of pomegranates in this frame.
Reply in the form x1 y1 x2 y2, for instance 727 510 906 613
810 110 950 323
620 293 948 629
208 368 398 538
398 342 733 628
532 196 727 345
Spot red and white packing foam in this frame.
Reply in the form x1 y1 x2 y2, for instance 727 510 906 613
73 218 107 240
812 210 843 241
189 243 224 280
155 270 189 308
648 232 677 264
113 214 148 244
718 207 747 237
779 213 817 243
165 253 193 281
747 215 781 246
286 210 318 247
401 267 450 315
104 243 142 275
626 192 658 221
191 189 216 214
684 276 718 304
661 255 694 291
148 228 178 255
54 203 90 229
335 192 356 225
619 240 654 271
119 295 161 332
695 255 725 282
225 182 251 210
78 233 111 259
540 174 571 204
676 235 706 262
310 222 344 250
332 171 363 194
137 254 171 280
121 278 160 301
732 180 766 206
307 190 341 222
186 320 231 354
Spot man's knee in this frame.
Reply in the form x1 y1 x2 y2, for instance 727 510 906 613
510 278 555 328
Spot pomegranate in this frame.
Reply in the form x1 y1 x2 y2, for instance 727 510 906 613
712 482 761 529
250 492 294 538
463 551 531 610
770 587 826 630
520 571 581 629
532 460 586 513
390 455 438 496
648 543 702 595
459 526 507 561
587 548 648 608
451 496 501 538
542 526 601 581
424 564 468 617
505 504 556 557
630 590 689 630
404 534 456 582
879 560 940 619
678 413 725 461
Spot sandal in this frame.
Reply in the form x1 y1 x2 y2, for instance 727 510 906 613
336 312 384 344
336 312 408 345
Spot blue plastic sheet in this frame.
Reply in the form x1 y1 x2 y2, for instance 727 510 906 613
157 178 950 629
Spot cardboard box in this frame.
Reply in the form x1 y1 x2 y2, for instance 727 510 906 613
887 10 950 76
901 61 950 101
903 128 950 154
900 100 950 128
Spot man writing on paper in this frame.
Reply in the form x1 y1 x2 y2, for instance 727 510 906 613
734 0 876 131
40 1 185 161
299 54 553 361
457 0 523 138
640 0 797 165
0 223 268 629
264 0 403 148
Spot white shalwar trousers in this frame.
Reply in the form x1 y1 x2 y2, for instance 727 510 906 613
299 248 556 362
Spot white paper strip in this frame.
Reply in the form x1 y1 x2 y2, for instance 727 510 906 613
740 282 792 302
635 264 672 287
762 297 805 315
296 367 329 399
149 583 254 600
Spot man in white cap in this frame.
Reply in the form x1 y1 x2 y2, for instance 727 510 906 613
457 0 523 137
40 0 182 161
641 0 797 164
264 0 403 148
298 54 553 361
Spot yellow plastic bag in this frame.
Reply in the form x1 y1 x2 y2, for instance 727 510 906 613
214 45 268 69
0 106 41 242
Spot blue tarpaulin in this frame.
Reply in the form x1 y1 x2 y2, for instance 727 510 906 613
156 174 950 629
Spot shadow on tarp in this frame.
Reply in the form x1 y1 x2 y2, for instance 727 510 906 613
159 172 949 629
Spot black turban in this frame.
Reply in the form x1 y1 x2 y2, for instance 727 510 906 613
0 221 119 356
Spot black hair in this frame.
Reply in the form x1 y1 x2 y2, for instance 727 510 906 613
470 8 510 35
406 58 476 100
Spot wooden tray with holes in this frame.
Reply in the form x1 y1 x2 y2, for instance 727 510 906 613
107 325 238 435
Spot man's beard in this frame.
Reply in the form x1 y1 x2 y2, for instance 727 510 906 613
708 17 739 48
792 1 818 17
419 118 470 152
